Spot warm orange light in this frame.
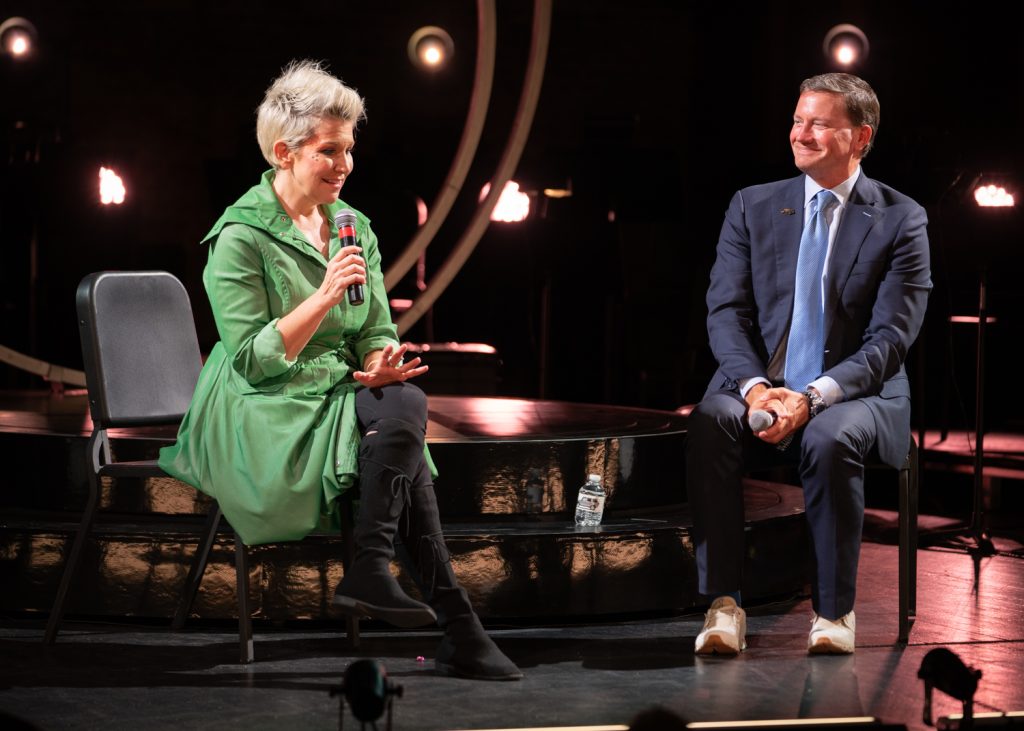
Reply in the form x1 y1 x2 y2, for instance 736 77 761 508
835 44 856 65
99 167 126 205
408 26 454 71
974 184 1015 208
481 181 530 223
0 17 37 59
421 42 443 66
823 24 869 67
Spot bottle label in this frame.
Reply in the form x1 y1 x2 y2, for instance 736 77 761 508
577 494 605 513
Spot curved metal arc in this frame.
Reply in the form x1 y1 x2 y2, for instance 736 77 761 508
383 0 497 291
0 343 86 386
396 0 553 337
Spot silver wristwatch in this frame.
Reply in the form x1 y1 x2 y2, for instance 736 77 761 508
803 388 826 419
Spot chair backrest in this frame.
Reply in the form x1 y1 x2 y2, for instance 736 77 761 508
77 271 203 428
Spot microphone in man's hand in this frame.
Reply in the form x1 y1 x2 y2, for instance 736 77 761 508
750 408 794 452
748 408 777 433
333 209 364 306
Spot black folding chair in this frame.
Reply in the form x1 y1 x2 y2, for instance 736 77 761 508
45 270 358 662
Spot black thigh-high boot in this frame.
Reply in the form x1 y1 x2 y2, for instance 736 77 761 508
333 417 437 628
401 463 523 681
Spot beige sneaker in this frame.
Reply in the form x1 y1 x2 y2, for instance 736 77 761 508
808 611 856 654
695 596 747 655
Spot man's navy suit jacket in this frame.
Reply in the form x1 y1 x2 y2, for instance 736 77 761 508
703 172 932 467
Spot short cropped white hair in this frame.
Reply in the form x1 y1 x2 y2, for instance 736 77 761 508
256 59 367 169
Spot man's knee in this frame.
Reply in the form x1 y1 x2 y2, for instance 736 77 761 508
689 393 746 442
801 403 874 463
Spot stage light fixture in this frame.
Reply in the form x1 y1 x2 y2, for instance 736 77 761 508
329 659 403 729
543 177 573 199
408 25 454 70
98 166 126 205
480 180 530 222
823 24 869 67
974 182 1015 207
0 16 37 59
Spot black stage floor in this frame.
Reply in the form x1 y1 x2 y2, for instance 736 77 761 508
1 540 1022 731
2 390 1024 730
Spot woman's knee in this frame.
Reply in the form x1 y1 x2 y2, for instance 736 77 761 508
358 381 428 428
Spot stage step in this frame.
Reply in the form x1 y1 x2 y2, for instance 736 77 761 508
0 483 810 622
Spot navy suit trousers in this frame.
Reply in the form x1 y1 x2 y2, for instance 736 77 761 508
686 392 877 619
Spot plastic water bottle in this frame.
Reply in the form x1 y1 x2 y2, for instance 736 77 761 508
574 473 605 527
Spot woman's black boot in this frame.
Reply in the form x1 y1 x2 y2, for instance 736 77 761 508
402 467 523 680
333 418 436 628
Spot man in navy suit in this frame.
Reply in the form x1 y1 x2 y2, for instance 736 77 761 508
687 73 931 655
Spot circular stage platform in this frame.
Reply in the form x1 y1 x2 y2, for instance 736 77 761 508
0 391 810 623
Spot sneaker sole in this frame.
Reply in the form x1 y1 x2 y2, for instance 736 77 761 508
695 633 744 655
808 637 854 655
332 595 437 628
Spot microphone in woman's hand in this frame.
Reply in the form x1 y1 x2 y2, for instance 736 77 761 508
333 209 364 306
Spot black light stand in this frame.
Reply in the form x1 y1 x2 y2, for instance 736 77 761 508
926 176 1017 583
966 270 997 580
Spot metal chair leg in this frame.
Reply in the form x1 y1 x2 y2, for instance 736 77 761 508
44 474 101 644
909 440 920 619
898 460 911 644
340 498 360 648
235 531 254 664
172 504 223 630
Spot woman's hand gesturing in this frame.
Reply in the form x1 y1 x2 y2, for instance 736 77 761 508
353 344 429 388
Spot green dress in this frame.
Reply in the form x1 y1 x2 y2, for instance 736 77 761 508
159 170 410 546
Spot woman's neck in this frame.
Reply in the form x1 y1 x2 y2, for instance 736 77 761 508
272 170 319 222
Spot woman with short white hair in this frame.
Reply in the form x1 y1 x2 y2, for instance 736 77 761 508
160 59 521 681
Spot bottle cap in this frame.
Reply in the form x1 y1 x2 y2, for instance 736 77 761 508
588 473 601 483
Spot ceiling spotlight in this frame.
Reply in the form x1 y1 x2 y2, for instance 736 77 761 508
823 23 869 67
408 26 454 70
0 16 38 59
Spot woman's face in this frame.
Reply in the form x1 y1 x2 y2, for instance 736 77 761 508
277 118 355 207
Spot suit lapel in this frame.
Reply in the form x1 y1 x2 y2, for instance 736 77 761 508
771 177 806 316
824 174 882 328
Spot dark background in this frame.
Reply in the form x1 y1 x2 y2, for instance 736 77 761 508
2 0 1022 433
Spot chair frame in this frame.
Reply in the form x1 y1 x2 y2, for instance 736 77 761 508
893 437 919 644
45 270 358 663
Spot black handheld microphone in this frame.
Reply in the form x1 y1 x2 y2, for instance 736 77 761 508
748 409 777 433
333 209 364 306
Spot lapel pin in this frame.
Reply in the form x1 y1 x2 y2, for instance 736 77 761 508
780 208 796 215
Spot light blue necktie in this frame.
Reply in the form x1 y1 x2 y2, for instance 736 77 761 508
785 189 835 391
